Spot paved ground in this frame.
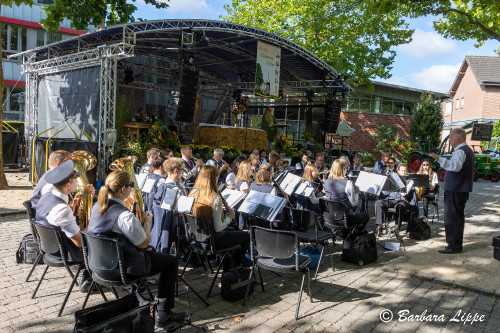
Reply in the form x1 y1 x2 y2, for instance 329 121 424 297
1 176 500 332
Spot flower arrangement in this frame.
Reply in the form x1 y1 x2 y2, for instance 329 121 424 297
147 121 180 148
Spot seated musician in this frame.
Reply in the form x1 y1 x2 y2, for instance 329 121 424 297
373 152 389 174
323 159 369 228
188 166 250 270
180 146 203 187
206 148 231 185
249 153 260 171
225 155 247 189
295 153 309 170
296 163 323 213
160 149 173 159
383 157 397 175
259 150 269 165
35 160 93 292
348 153 365 172
31 150 71 211
374 163 417 236
249 163 278 195
417 158 439 219
132 107 147 123
87 171 185 328
151 157 185 254
234 160 253 230
138 147 160 174
143 155 166 215
269 153 282 173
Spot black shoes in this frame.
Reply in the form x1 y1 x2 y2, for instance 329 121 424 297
156 310 187 329
438 247 462 254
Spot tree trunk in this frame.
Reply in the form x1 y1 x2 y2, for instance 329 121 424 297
0 18 10 189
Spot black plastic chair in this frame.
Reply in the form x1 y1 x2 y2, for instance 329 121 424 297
287 208 334 279
23 200 43 282
243 226 312 320
423 185 440 224
31 222 94 317
181 214 240 300
80 232 153 310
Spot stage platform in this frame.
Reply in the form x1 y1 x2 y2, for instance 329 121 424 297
194 123 268 151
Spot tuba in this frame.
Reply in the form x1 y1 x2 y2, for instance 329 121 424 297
110 156 146 225
70 151 97 230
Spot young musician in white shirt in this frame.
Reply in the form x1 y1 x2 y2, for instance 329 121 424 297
418 159 439 219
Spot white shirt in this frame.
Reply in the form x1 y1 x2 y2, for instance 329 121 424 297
345 180 359 207
226 172 236 186
41 183 53 196
109 197 147 247
238 181 249 192
212 195 232 233
46 190 80 238
182 157 200 174
438 143 467 172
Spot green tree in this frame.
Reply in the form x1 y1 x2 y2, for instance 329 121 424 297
410 93 444 148
223 0 413 86
393 0 500 53
0 0 169 189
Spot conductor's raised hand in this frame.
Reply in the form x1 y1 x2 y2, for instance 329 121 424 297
428 153 439 162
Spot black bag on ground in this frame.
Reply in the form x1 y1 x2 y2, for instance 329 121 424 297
221 266 254 301
73 293 155 333
341 230 378 266
406 217 431 240
16 234 42 264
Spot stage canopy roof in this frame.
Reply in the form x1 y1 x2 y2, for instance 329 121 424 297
14 19 349 93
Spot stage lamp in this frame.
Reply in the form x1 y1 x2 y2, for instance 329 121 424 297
194 31 209 47
123 67 134 84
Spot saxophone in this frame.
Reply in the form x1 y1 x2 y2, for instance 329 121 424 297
70 151 97 230
110 156 146 225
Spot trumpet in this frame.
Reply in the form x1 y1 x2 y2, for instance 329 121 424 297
110 156 146 226
222 161 232 172
68 150 96 230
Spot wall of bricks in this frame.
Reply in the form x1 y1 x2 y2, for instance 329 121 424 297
331 111 412 160
450 65 485 121
484 86 500 119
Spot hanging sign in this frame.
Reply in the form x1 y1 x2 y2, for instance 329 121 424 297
470 123 494 141
255 41 281 98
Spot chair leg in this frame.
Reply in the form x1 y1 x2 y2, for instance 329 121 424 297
81 280 94 310
314 245 325 280
295 272 306 321
111 287 120 299
207 253 228 299
308 270 312 303
179 250 193 279
205 254 214 273
96 283 107 302
197 253 208 272
25 252 43 282
180 276 209 307
58 266 81 317
32 265 49 299
242 264 255 307
257 266 264 292
326 241 334 271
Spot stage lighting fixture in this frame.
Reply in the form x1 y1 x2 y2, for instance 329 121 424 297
305 89 315 102
194 31 209 47
181 31 193 47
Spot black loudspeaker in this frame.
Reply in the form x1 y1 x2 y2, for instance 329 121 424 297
31 138 98 185
322 99 342 133
175 66 200 122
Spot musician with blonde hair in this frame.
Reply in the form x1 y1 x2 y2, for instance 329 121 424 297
296 163 323 213
324 159 369 228
189 165 250 270
88 170 185 328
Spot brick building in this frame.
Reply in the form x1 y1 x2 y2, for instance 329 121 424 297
441 56 500 151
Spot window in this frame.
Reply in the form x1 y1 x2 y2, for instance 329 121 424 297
2 24 27 55
445 102 452 115
47 31 62 44
456 99 460 109
461 97 465 108
37 30 45 47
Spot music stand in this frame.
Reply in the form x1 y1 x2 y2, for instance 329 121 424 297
380 172 407 248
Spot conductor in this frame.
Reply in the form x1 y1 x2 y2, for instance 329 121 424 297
429 128 474 254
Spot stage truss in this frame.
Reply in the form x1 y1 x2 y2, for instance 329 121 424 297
15 19 350 179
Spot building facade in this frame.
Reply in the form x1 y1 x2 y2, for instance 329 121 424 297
1 1 86 121
441 56 500 150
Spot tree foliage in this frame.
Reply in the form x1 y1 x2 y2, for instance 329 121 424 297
41 0 169 31
410 93 444 147
393 0 500 52
223 0 413 85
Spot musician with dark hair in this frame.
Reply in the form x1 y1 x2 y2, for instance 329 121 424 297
88 170 185 328
139 147 160 174
348 153 365 172
295 153 309 170
143 155 166 215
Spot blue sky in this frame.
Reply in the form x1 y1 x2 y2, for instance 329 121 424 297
134 0 499 94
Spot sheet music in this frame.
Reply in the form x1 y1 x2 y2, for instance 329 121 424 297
355 171 387 196
389 172 406 190
141 178 157 193
280 173 302 196
135 173 147 190
295 181 314 197
221 188 246 208
176 196 195 213
160 188 179 210
237 190 286 221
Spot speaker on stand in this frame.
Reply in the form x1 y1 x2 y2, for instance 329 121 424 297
175 66 200 123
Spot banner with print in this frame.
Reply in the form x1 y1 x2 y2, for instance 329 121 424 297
255 41 281 98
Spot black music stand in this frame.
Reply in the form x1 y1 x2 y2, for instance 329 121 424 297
380 172 407 248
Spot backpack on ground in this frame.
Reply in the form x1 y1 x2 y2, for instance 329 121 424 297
221 266 254 301
16 234 42 264
341 230 378 266
406 217 431 240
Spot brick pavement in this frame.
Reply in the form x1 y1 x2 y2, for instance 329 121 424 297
1 179 499 332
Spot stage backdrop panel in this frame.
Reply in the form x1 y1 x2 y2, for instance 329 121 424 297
194 124 268 151
37 67 100 140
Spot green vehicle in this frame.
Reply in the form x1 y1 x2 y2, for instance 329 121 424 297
407 127 500 182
